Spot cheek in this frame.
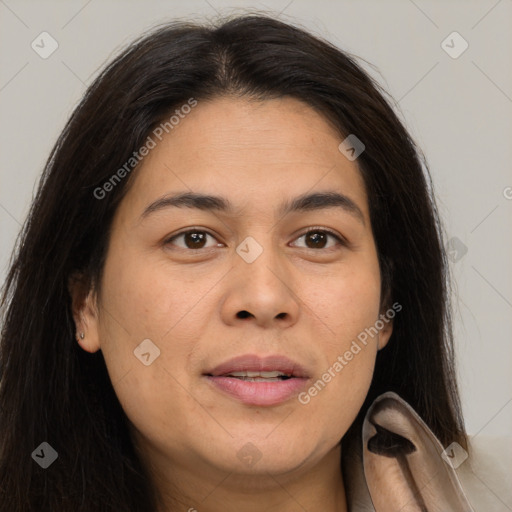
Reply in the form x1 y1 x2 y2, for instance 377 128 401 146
309 258 382 344
296 259 381 437
298 324 378 448
95 245 218 407
99 242 218 342
95 254 205 448
335 275 381 336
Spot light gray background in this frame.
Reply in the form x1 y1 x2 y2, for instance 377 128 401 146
1 0 511 443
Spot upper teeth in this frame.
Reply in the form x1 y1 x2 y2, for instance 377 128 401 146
227 371 289 378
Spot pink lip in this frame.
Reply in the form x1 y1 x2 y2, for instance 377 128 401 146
204 354 310 406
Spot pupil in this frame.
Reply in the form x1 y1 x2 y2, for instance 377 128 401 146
186 232 206 248
307 231 326 249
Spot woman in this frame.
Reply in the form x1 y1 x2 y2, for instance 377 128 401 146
0 14 482 511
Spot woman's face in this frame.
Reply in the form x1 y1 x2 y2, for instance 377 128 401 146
76 96 392 485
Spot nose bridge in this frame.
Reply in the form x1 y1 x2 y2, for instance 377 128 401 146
235 232 286 292
222 230 299 326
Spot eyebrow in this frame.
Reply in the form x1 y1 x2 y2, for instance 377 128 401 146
140 191 365 225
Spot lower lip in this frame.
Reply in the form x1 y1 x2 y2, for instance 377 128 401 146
205 376 309 406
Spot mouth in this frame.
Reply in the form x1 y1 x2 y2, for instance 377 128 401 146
214 370 294 381
203 354 310 406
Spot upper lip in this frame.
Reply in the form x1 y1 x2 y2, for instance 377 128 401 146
205 354 309 378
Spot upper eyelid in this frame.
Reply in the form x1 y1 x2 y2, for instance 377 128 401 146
166 228 217 243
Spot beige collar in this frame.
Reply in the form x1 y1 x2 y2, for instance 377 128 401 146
343 392 474 511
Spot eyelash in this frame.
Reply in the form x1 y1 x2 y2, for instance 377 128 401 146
164 227 346 251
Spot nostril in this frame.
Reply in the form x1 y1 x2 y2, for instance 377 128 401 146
236 311 251 319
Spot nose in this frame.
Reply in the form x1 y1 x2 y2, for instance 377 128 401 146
220 243 300 329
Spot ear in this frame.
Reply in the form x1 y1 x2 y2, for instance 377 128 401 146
377 309 394 351
377 265 395 350
68 273 101 353
377 285 394 351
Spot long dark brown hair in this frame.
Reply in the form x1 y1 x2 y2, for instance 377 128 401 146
0 14 465 511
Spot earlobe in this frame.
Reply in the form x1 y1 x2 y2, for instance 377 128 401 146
377 307 394 351
68 274 101 353
378 279 395 350
377 319 393 351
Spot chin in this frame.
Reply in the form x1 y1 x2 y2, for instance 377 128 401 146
205 434 320 477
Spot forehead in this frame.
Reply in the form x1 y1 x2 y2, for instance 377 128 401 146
119 96 370 222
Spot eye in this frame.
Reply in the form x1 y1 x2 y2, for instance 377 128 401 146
164 227 346 251
291 228 346 250
165 229 223 250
